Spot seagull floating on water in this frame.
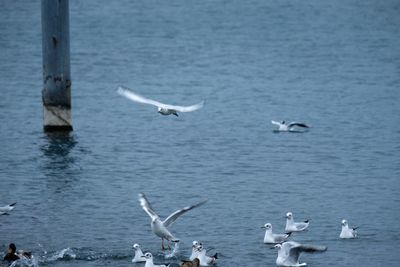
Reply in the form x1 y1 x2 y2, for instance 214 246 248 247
180 258 200 267
132 243 145 263
271 120 310 132
196 244 218 266
285 212 310 233
190 241 201 261
142 252 170 267
0 202 16 215
262 223 291 244
273 241 327 267
117 86 204 116
138 193 207 250
340 219 358 239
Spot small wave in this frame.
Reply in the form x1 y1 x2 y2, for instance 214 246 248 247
37 247 132 265
8 257 38 267
164 242 179 259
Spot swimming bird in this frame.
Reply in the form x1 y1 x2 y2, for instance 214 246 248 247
142 252 170 267
132 243 145 263
180 258 200 267
285 212 310 233
138 193 207 250
340 219 358 239
273 241 327 267
262 223 291 244
0 202 16 215
117 86 204 116
196 244 218 266
190 241 201 260
271 121 310 132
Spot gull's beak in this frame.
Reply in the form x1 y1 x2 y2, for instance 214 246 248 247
270 246 276 250
261 226 266 229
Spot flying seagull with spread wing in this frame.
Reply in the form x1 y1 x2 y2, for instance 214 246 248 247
118 86 204 116
138 193 207 250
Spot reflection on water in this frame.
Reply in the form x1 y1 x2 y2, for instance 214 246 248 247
39 132 81 193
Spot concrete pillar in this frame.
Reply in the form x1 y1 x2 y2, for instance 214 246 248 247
41 0 72 131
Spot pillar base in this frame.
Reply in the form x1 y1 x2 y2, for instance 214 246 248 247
43 105 73 132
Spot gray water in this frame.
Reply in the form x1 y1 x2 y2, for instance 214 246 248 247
1 0 400 266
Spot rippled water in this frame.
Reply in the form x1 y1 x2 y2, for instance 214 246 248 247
1 0 400 266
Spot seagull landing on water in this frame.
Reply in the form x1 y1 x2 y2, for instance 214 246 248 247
340 219 358 239
271 120 310 132
138 193 207 250
141 252 170 267
0 202 16 215
285 212 310 233
273 241 327 267
262 223 291 244
117 86 204 116
132 243 145 263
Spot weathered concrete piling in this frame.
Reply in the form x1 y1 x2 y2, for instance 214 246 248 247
41 0 72 131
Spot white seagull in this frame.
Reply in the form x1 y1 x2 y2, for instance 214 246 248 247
262 223 292 244
271 120 310 132
138 193 207 250
340 219 358 239
0 202 16 215
117 86 204 116
285 212 310 233
132 243 145 263
190 241 201 261
196 244 218 266
273 241 327 267
142 252 170 267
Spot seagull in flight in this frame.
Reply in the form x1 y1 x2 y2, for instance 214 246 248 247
0 202 16 215
271 120 310 132
138 193 207 250
273 241 327 267
117 86 204 116
285 212 310 233
340 219 358 239
262 223 291 244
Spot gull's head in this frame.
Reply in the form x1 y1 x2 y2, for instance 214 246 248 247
192 240 200 248
286 212 293 219
262 223 272 230
157 107 162 113
273 244 282 250
196 244 204 252
281 120 285 124
133 243 140 250
341 219 348 226
142 252 152 259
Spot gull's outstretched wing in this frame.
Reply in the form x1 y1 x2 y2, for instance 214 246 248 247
271 120 281 126
163 200 208 227
0 202 16 213
288 122 310 128
138 193 159 220
117 86 204 112
289 243 327 260
118 86 166 108
172 101 204 113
